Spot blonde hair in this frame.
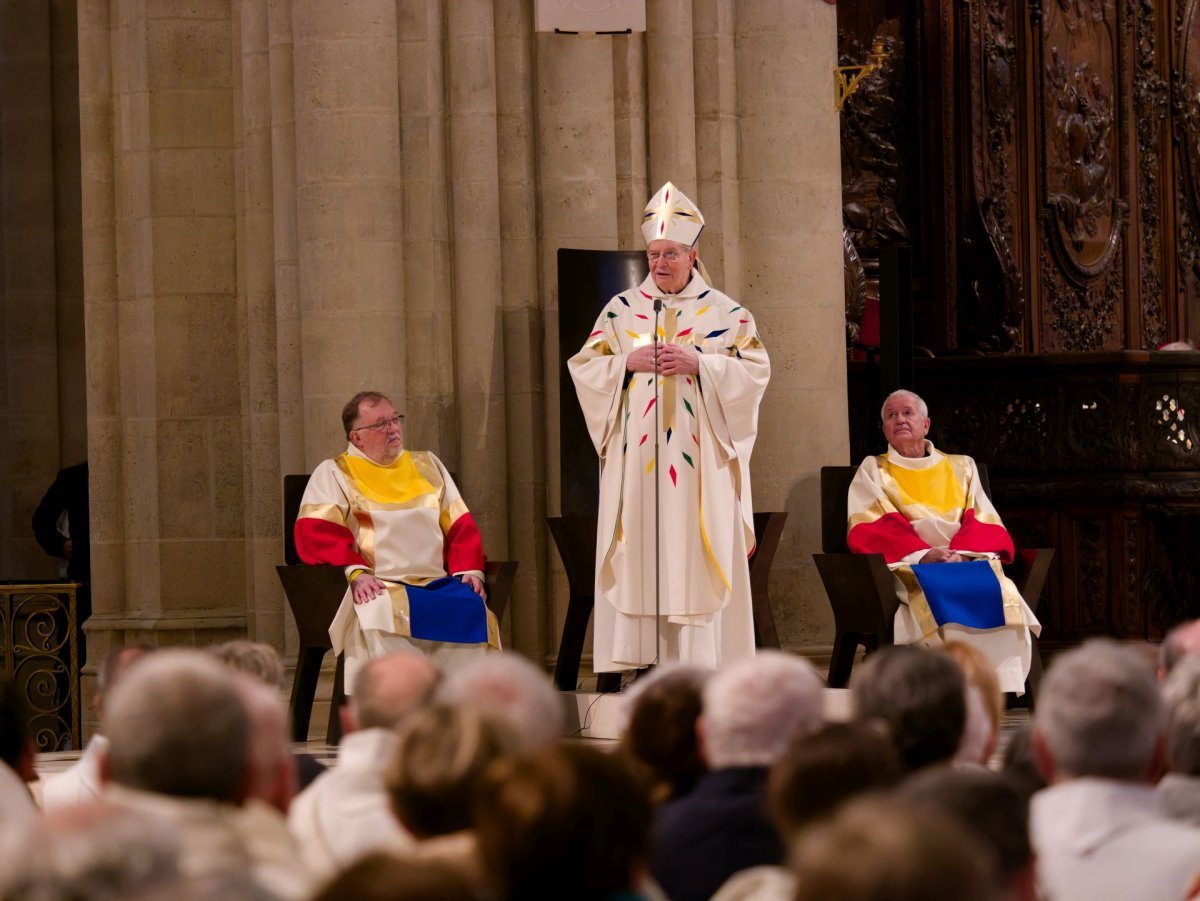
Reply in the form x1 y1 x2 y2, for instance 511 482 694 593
942 642 1003 733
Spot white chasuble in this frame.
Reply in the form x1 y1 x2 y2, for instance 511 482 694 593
569 272 769 671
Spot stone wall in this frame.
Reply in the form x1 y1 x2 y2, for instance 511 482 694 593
41 0 845 712
0 0 86 581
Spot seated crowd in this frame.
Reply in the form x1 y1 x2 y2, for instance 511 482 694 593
2 627 1200 900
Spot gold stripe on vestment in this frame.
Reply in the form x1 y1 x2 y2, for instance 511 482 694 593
297 503 347 525
439 498 470 534
893 565 939 639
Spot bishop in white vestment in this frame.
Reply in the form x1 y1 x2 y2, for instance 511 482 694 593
569 183 770 672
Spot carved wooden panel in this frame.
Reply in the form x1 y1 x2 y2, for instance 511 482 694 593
1033 0 1129 351
958 0 1025 352
1175 0 1200 317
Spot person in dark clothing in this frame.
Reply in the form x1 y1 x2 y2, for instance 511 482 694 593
32 461 91 665
32 461 90 582
650 652 826 901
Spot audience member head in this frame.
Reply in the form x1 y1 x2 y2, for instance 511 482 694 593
95 643 154 721
347 651 439 733
790 796 999 901
1159 618 1200 679
235 676 296 814
852 645 966 772
1164 656 1200 777
476 743 652 901
617 663 711 803
700 651 825 769
311 852 477 901
1000 720 1047 797
768 720 904 840
208 640 284 689
0 679 35 782
943 640 1003 765
896 766 1035 901
435 652 563 750
101 650 251 804
0 800 183 901
1034 638 1163 783
385 703 515 839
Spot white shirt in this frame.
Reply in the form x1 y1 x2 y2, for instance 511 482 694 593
41 735 108 809
1031 778 1200 900
286 728 414 879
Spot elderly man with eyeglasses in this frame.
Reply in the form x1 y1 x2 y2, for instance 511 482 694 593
569 183 770 675
294 391 497 683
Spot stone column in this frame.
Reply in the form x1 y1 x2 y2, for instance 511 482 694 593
268 0 305 477
444 0 510 578
81 1 247 665
397 0 456 455
1 0 62 579
238 0 286 647
292 0 405 466
692 0 740 295
736 0 846 652
495 0 548 660
611 34 648 248
536 31 620 660
645 0 697 199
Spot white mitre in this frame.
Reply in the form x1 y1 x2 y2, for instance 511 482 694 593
641 182 705 246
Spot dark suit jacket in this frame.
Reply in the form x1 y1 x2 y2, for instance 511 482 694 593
32 462 90 582
651 766 784 901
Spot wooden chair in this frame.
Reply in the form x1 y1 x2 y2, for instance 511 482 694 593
814 465 1053 696
277 474 517 744
549 511 788 692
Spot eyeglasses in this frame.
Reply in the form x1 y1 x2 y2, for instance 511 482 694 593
352 414 404 433
647 249 688 264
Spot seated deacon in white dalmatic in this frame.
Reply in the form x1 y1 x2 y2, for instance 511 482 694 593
294 391 498 686
846 389 1040 694
569 182 770 673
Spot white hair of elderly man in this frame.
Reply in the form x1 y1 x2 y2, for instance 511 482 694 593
701 651 825 769
436 652 564 750
1034 638 1163 781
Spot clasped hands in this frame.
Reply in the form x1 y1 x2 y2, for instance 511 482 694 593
626 342 699 376
351 571 487 605
919 548 972 564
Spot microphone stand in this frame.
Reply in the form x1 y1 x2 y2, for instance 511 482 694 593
652 297 662 668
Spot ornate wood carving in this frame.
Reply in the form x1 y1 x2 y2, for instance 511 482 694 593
959 0 1025 352
844 230 867 346
1132 0 1169 347
1035 0 1130 355
1174 0 1200 299
839 24 911 259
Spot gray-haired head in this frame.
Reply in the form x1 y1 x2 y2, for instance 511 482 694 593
852 645 966 772
435 653 563 750
350 651 440 731
0 801 183 901
1163 655 1200 776
880 389 928 422
103 650 251 803
1035 638 1163 781
208 640 284 689
1160 619 1200 677
702 651 825 768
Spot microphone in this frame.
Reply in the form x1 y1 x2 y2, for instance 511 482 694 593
651 297 663 669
